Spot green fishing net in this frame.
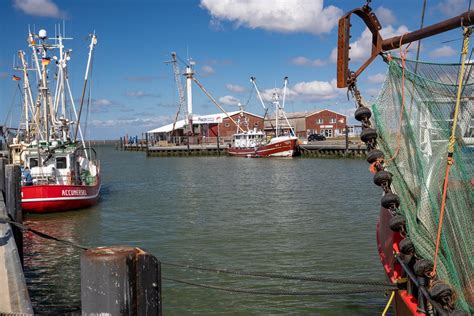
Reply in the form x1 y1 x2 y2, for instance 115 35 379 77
372 57 473 312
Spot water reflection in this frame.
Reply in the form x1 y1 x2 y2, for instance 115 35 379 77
23 206 102 314
23 146 388 315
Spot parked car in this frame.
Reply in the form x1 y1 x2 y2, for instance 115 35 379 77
307 133 326 141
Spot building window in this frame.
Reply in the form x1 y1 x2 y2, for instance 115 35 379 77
317 118 323 124
330 118 336 124
254 122 259 126
224 123 230 128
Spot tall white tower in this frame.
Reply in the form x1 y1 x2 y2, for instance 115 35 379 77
185 65 194 134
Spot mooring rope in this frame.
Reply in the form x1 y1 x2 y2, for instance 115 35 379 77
0 217 88 250
1 218 396 292
161 261 394 287
163 277 395 296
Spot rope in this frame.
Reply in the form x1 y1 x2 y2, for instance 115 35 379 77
386 33 412 163
161 261 395 287
381 291 395 316
163 277 395 296
432 27 471 276
0 217 89 250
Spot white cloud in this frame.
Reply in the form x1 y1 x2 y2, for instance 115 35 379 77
93 99 113 106
366 88 382 98
125 91 159 98
13 0 66 18
290 56 326 67
430 45 457 58
292 79 341 100
258 79 343 103
330 24 409 63
437 0 469 17
90 116 171 129
225 84 247 93
219 95 240 106
367 73 386 84
375 6 396 25
200 0 342 35
200 65 216 77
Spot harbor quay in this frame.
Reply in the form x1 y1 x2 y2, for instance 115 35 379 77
119 136 367 158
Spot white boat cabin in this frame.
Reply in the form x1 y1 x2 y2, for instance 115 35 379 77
20 140 97 186
232 129 266 149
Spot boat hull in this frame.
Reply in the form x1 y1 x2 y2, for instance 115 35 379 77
228 138 298 158
21 181 101 213
377 207 423 316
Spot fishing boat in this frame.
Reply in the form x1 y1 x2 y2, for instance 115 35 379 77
337 3 473 315
7 27 100 213
227 77 299 158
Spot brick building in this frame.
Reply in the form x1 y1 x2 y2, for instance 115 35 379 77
305 109 347 138
148 109 349 143
147 111 264 142
264 109 348 138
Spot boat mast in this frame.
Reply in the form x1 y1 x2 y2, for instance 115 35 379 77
192 77 245 133
38 30 50 143
74 33 97 143
166 52 188 137
17 51 37 142
280 77 295 136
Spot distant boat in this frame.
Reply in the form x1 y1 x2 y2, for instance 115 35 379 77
227 77 299 158
7 28 100 213
227 130 298 158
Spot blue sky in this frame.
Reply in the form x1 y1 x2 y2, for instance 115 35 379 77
0 0 471 139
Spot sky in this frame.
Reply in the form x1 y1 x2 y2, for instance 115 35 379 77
0 0 471 139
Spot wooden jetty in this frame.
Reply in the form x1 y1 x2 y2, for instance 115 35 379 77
120 138 367 158
299 143 366 158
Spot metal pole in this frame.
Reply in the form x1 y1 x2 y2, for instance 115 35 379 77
145 132 149 157
345 125 349 155
382 10 473 51
217 122 220 155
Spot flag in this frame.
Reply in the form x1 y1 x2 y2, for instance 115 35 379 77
41 57 50 66
12 75 21 81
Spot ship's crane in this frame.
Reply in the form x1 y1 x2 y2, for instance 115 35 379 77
166 52 188 137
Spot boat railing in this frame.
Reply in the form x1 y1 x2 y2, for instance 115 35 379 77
24 173 98 186
395 254 449 316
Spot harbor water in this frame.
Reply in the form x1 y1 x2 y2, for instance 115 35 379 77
23 145 388 315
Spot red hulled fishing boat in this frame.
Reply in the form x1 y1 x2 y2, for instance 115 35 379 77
8 27 100 213
227 77 299 158
337 3 473 315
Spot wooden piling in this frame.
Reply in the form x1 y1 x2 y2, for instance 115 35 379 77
81 246 161 315
0 160 33 314
5 164 23 264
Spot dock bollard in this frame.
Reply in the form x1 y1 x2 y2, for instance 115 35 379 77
81 246 161 315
